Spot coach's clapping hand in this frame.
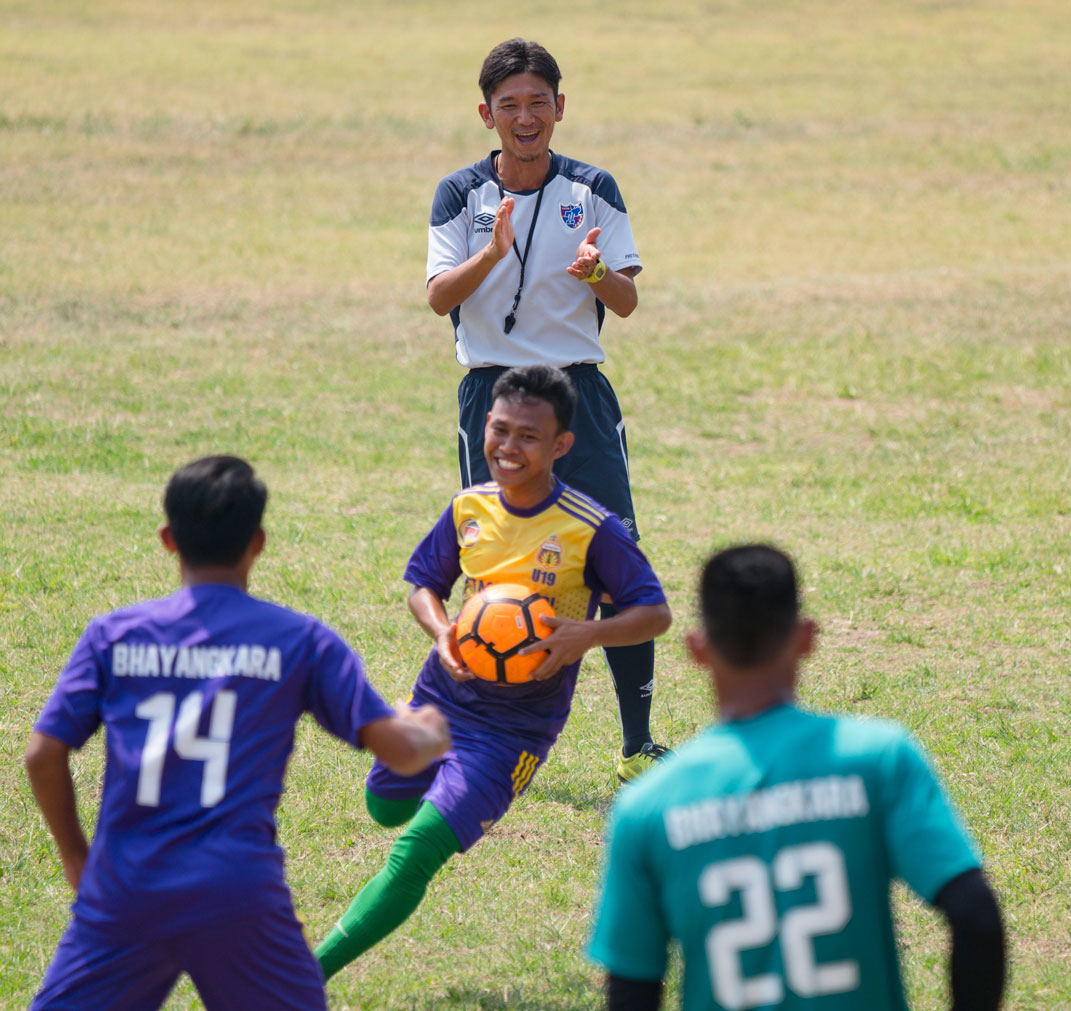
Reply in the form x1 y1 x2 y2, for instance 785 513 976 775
566 226 602 280
487 196 515 263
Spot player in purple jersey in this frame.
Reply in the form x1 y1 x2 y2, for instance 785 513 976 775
315 366 672 981
25 456 451 1011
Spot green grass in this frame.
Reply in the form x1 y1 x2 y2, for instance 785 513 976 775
3 0 1070 1006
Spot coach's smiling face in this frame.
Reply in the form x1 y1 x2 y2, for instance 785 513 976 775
480 72 564 176
484 394 573 510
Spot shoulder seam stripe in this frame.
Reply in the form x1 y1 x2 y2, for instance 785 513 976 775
558 502 603 525
554 502 602 529
559 492 608 520
560 488 608 511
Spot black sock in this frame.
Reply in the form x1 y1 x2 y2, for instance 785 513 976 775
600 602 655 756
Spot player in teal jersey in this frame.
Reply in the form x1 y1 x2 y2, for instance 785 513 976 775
589 545 1005 1011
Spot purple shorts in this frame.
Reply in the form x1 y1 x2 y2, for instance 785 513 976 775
31 904 326 1011
366 718 547 851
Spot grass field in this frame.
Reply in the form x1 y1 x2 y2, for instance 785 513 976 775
2 0 1070 1007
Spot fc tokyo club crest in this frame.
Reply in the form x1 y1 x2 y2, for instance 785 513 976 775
459 519 481 546
536 534 562 568
559 203 584 229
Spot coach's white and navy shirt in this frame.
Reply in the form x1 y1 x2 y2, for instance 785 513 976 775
427 151 643 369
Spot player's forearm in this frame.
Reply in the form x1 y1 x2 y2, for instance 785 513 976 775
935 869 1006 1011
390 709 452 775
587 267 638 318
592 603 672 649
25 732 89 875
407 585 453 641
427 246 503 315
361 708 451 776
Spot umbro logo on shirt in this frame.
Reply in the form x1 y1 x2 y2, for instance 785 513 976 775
473 212 495 234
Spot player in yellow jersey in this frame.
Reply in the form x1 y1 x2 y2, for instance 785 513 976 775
316 365 672 981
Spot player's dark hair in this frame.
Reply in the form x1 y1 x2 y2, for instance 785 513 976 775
700 545 800 668
163 456 267 567
492 365 577 433
479 38 562 104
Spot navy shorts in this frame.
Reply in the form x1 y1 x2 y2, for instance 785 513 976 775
31 905 326 1011
457 363 639 540
366 718 547 852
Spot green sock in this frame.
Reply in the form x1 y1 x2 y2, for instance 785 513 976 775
315 802 461 981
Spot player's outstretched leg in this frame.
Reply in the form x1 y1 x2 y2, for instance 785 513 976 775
315 801 460 981
600 603 672 783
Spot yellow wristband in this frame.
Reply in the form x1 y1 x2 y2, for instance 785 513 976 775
583 259 608 284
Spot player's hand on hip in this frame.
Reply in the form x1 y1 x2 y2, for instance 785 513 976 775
438 623 476 682
522 615 598 681
487 196 515 262
567 226 602 280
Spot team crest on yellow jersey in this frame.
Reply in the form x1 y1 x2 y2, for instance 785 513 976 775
536 535 562 569
459 518 481 546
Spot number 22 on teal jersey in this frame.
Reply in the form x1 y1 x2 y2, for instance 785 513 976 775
701 842 860 1009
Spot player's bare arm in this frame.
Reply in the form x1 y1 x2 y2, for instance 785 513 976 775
407 584 475 681
24 731 89 891
427 197 515 315
523 602 672 681
359 707 452 777
566 226 639 318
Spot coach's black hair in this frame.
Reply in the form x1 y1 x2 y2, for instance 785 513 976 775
492 365 577 433
479 38 562 104
164 455 267 567
700 545 800 668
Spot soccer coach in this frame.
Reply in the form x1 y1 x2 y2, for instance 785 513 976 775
425 38 667 783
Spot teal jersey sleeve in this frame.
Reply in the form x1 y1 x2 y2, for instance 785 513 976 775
880 732 982 903
588 797 670 981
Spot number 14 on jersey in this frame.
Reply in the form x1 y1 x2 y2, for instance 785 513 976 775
135 689 237 808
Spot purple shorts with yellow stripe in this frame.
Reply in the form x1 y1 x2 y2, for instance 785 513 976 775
365 717 548 852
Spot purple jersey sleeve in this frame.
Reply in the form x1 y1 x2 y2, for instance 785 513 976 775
403 504 462 600
34 620 106 749
583 518 666 610
303 623 394 745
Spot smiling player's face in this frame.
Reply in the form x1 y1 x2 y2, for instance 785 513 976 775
480 73 564 168
484 395 573 509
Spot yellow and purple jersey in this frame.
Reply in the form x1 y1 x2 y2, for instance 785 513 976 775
404 478 665 744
